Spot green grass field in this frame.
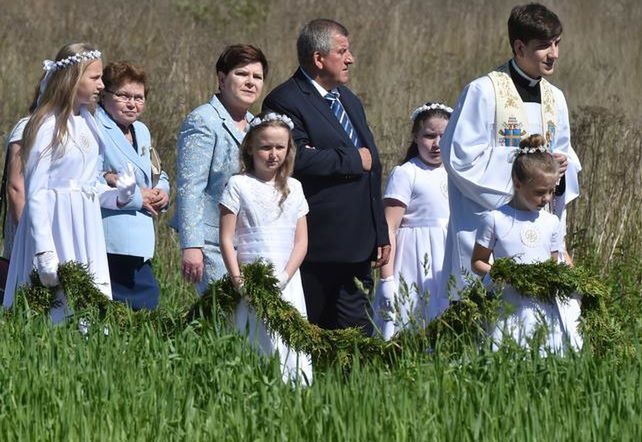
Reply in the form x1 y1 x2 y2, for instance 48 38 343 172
1 302 641 440
0 231 640 440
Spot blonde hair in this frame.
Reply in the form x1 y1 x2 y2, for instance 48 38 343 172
21 42 101 164
239 115 296 208
512 134 558 182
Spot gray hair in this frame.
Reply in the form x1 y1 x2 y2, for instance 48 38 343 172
297 19 349 67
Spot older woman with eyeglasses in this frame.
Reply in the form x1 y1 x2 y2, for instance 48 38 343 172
97 61 170 310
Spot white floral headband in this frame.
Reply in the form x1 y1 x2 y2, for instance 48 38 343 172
38 50 102 106
519 145 548 154
250 112 294 130
509 144 549 162
410 103 453 121
42 50 102 72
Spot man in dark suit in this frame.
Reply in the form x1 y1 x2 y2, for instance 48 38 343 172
263 18 390 335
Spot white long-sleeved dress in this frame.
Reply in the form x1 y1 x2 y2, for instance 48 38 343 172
4 108 120 322
439 68 581 311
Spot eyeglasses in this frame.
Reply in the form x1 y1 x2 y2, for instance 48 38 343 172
105 90 146 104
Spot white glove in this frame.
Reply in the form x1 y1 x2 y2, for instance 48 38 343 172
482 272 499 298
276 270 289 290
36 251 60 287
377 276 396 314
116 162 137 205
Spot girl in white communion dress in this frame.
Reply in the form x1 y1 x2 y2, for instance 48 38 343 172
4 43 135 324
219 112 312 386
374 102 452 340
471 134 582 352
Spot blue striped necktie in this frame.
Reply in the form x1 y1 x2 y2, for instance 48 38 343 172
324 91 361 148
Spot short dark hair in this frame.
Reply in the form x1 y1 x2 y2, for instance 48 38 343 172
508 3 562 51
103 61 148 95
215 44 268 77
297 19 349 67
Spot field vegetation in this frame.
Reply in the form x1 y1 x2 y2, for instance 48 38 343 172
0 0 641 439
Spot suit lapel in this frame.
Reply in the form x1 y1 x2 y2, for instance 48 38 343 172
97 107 148 173
209 95 249 145
294 69 354 147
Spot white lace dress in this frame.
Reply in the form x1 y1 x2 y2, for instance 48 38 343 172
219 174 312 385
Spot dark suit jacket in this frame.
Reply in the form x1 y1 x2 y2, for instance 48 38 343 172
263 68 389 263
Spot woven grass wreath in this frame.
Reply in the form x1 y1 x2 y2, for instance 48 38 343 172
14 262 176 332
15 258 628 367
193 257 626 366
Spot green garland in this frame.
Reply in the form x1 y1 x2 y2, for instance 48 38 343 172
490 258 606 303
191 262 399 368
490 258 631 358
15 262 175 332
15 258 630 367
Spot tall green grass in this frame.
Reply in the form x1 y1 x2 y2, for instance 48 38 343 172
0 303 641 440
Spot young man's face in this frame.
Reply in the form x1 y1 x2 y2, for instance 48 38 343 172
514 36 561 78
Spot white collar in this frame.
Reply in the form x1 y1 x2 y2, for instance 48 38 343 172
300 67 339 98
511 59 540 87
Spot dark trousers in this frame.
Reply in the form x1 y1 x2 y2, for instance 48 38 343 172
300 260 374 336
107 254 160 311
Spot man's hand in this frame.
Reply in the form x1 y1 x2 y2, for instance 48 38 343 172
358 147 372 171
552 152 568 177
373 245 391 268
182 248 204 283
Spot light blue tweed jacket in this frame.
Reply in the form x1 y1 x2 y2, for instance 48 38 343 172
172 95 250 253
97 106 170 259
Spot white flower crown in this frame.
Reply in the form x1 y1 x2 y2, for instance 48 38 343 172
509 144 549 162
249 112 294 130
42 50 102 72
519 145 548 154
410 103 454 121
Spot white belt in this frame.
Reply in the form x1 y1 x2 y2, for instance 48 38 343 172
48 179 97 199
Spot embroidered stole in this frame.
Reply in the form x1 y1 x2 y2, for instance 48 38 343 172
488 63 557 149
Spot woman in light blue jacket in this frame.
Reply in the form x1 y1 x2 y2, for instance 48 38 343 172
98 61 170 310
173 45 268 294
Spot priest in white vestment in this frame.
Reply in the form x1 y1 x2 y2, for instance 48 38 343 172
437 4 581 331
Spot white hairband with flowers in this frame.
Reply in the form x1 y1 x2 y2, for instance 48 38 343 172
509 144 549 162
37 49 102 106
42 50 102 73
250 112 294 130
519 145 548 154
410 103 454 121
